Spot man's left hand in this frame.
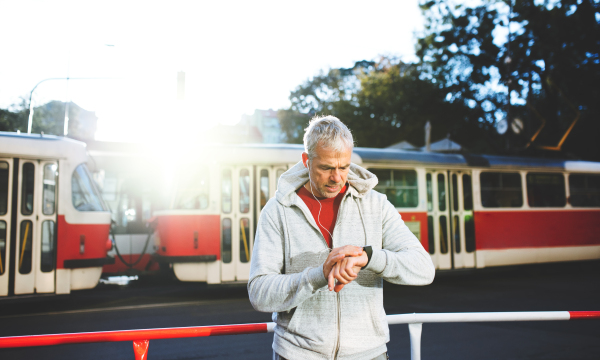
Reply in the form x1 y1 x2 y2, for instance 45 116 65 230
328 251 368 292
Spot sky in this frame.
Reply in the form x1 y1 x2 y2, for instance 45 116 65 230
0 0 425 142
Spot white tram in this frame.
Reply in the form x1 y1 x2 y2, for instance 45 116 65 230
88 141 600 283
0 132 113 296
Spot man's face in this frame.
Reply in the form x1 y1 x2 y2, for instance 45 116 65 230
302 143 352 199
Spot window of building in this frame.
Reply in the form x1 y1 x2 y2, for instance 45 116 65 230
569 174 600 207
526 173 566 207
370 169 418 208
480 172 523 208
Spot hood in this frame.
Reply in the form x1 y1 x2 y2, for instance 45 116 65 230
275 161 378 207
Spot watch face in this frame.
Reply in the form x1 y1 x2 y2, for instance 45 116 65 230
497 119 508 135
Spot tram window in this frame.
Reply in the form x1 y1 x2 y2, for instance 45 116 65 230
240 169 250 213
174 167 210 210
0 221 6 275
222 218 232 264
463 174 473 210
240 218 250 263
40 220 56 272
370 169 418 208
480 172 523 208
437 174 446 211
569 174 600 207
72 164 108 211
439 216 448 254
427 216 434 255
19 220 33 274
260 169 269 210
222 169 232 214
452 174 459 212
42 164 57 215
464 214 475 253
0 162 8 215
426 173 432 212
453 215 461 253
526 173 566 207
21 162 35 215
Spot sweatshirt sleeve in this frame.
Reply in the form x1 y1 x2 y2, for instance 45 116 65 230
247 205 328 313
364 199 435 285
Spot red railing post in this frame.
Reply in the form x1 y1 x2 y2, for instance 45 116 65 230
133 340 149 360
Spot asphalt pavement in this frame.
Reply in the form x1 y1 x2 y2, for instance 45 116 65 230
0 260 599 359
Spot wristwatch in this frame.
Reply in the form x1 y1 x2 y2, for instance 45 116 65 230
362 246 372 269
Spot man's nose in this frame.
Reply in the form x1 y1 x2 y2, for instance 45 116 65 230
330 170 342 183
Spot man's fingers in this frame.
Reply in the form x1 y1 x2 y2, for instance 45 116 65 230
338 259 356 282
345 260 358 278
334 282 345 292
328 263 337 291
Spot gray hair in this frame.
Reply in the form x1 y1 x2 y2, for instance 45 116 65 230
303 115 354 159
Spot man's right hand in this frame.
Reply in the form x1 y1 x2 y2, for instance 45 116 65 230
323 245 363 289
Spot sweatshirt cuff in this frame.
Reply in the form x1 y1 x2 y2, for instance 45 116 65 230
364 249 386 274
308 264 328 289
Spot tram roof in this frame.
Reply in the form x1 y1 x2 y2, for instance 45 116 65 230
0 131 88 162
353 147 600 172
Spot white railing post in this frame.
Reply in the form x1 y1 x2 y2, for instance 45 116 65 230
408 322 423 360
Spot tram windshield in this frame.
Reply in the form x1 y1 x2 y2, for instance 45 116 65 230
72 164 108 211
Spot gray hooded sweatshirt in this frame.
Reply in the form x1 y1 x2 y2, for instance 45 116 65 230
248 162 435 360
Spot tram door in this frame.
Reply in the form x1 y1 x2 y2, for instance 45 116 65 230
426 170 476 270
1 159 58 296
448 171 476 268
220 166 254 282
426 171 451 269
255 165 288 219
0 159 13 296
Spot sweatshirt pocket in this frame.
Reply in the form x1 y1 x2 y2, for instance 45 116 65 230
338 289 388 356
283 292 338 351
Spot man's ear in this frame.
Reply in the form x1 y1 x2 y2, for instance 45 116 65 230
301 152 309 168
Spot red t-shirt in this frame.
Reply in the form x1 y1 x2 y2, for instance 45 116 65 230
297 183 348 248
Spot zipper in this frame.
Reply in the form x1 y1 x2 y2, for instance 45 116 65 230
333 292 341 359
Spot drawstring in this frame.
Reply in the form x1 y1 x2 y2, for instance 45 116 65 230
282 207 292 269
354 195 369 246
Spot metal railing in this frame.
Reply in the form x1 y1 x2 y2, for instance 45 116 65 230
0 311 598 360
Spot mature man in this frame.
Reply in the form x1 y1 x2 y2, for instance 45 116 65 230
248 116 435 360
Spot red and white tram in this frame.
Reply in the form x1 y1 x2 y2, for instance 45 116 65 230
89 141 600 282
0 132 113 297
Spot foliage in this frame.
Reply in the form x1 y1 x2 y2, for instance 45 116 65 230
417 0 600 159
0 100 98 141
280 0 599 160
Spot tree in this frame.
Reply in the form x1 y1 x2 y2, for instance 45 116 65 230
0 98 28 132
280 58 476 149
417 0 600 159
0 99 98 141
